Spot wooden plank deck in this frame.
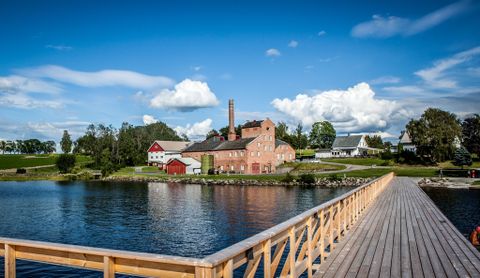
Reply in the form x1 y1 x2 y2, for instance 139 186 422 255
315 177 480 278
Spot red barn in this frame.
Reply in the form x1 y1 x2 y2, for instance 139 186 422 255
165 158 201 175
166 159 186 175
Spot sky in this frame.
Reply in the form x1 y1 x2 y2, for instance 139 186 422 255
1 0 480 144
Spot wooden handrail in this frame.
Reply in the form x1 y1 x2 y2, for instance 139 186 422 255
1 172 394 278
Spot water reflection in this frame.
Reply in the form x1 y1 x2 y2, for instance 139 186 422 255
0 180 353 276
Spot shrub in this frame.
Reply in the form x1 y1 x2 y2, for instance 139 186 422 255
299 173 316 185
56 154 76 173
282 172 295 183
380 150 394 160
16 168 26 174
328 173 339 181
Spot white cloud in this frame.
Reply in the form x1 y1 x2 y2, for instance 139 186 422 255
351 1 470 38
0 93 63 109
174 118 213 140
370 76 400 85
0 75 62 94
192 66 202 72
415 46 480 88
265 48 281 57
288 40 298 48
382 85 425 94
149 79 219 111
143 114 159 125
318 30 327 36
272 82 408 133
45 44 73 51
21 65 174 89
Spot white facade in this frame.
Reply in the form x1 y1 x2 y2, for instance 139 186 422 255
399 131 416 153
179 157 202 174
147 141 191 167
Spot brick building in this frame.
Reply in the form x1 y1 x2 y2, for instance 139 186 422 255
182 100 295 174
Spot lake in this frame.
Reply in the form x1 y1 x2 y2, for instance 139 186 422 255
0 180 354 277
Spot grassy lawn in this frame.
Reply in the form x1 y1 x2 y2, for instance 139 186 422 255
0 154 92 170
438 160 480 169
473 181 480 186
295 149 315 157
281 162 345 172
322 157 391 166
141 166 163 172
316 166 438 178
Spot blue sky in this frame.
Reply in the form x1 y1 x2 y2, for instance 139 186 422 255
1 0 480 143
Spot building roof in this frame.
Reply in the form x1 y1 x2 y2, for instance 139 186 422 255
151 140 192 152
399 131 412 144
167 157 200 166
182 137 256 152
242 120 263 128
275 139 289 148
332 135 363 148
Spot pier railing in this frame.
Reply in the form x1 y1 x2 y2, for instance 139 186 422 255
1 172 394 278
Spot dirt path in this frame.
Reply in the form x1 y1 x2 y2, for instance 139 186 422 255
0 164 55 173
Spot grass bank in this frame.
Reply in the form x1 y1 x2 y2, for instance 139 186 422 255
0 154 92 170
322 157 391 166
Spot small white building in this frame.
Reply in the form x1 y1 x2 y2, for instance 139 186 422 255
398 131 416 153
331 135 382 157
315 149 333 159
166 157 201 175
147 140 192 168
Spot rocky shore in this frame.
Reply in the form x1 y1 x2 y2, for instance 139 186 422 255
418 177 479 189
104 175 373 187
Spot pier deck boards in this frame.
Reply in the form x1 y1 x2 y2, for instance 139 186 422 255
315 177 480 278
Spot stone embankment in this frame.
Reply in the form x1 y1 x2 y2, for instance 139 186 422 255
105 175 372 187
418 177 479 189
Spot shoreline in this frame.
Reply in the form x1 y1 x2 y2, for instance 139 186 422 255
418 177 480 190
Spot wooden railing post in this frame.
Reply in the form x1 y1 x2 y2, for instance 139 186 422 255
263 240 271 278
103 256 115 278
224 259 233 278
195 266 214 278
306 217 313 278
319 209 325 261
5 243 15 278
329 206 334 251
289 227 296 278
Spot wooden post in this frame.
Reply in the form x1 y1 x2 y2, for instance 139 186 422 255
329 206 334 251
336 202 341 240
5 244 15 278
224 259 233 278
289 227 296 278
319 209 325 261
195 267 214 278
263 240 271 278
306 217 313 278
103 256 115 278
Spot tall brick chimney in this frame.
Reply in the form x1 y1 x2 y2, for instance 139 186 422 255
228 99 236 141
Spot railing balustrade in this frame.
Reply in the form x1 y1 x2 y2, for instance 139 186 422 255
1 172 394 278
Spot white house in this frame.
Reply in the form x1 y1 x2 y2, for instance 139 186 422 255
331 135 382 157
398 131 416 153
147 140 192 168
166 157 201 175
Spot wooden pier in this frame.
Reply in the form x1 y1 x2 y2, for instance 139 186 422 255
1 173 479 277
315 177 480 277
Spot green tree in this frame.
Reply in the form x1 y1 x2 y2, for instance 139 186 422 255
61 130 73 153
275 121 293 145
0 141 5 154
406 108 461 163
452 147 472 169
206 129 220 139
56 154 76 173
365 135 383 149
293 123 308 149
462 114 480 157
219 124 242 139
308 121 336 149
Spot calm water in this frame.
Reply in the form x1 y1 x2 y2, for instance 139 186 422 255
0 180 353 277
423 187 480 238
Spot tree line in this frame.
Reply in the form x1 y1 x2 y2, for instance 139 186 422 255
71 122 182 175
0 139 56 154
404 108 479 164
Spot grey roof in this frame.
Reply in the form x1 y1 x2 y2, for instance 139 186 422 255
275 139 289 148
332 135 363 148
242 120 263 128
183 137 255 152
399 131 412 144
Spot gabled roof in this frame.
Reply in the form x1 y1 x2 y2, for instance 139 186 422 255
332 135 363 148
182 137 256 152
399 131 412 144
166 157 200 166
150 140 192 152
275 139 289 148
242 120 263 128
